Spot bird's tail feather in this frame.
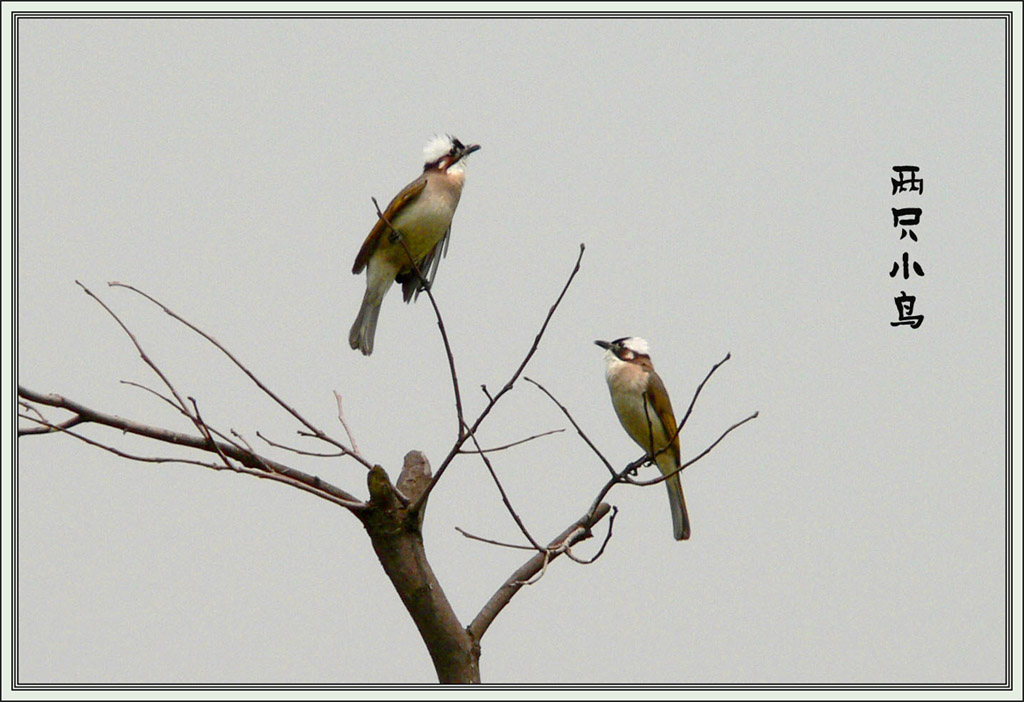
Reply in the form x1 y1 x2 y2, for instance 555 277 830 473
658 456 690 541
349 286 384 356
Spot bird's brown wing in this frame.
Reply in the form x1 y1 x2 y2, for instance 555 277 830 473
644 371 680 466
399 225 450 302
351 175 428 274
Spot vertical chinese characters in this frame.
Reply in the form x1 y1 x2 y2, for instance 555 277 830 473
890 166 925 328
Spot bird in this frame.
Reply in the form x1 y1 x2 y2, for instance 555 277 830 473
595 337 690 540
349 134 481 355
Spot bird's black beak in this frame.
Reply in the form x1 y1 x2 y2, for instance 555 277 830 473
594 340 613 350
458 143 481 160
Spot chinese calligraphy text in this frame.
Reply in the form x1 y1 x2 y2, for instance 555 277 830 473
889 165 925 328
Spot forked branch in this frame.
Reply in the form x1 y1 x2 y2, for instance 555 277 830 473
411 243 586 514
107 281 371 469
18 386 365 511
468 502 612 642
19 281 373 510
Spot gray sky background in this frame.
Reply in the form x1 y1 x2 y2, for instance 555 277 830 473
10 9 1017 687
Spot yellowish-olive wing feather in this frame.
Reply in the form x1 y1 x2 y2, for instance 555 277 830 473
399 225 450 301
644 371 680 466
351 176 428 274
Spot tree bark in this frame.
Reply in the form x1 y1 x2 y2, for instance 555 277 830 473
359 456 480 683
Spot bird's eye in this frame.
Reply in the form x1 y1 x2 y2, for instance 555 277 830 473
452 138 464 151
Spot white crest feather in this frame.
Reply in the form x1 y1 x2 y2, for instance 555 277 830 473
622 337 650 355
423 134 454 164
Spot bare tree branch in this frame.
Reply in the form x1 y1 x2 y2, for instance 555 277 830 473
454 527 535 550
17 408 85 436
524 376 617 477
372 196 465 437
188 396 235 470
456 428 565 454
517 550 552 586
458 505 617 565
77 287 250 466
76 280 191 415
256 430 345 458
460 421 545 552
120 379 185 414
17 386 366 511
563 506 618 565
20 413 230 469
18 411 369 511
229 429 295 481
23 238 756 684
629 411 759 488
106 281 371 469
333 391 363 458
676 352 732 439
118 380 249 455
76 281 253 481
468 501 611 642
413 243 586 513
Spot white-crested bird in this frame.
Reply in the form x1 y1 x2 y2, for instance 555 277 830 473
595 337 690 540
349 134 481 355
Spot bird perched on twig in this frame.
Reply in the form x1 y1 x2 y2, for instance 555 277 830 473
595 337 691 540
349 134 481 355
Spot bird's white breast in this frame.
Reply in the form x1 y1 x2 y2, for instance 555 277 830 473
604 355 656 443
603 354 649 395
391 173 464 260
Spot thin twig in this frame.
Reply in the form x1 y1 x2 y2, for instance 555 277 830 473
77 283 254 464
17 409 85 437
119 380 181 414
121 379 248 454
18 386 366 510
525 376 617 477
456 428 564 454
587 463 638 525
635 352 733 469
454 527 535 551
468 502 611 642
676 352 732 439
630 411 759 488
230 429 285 477
230 429 257 454
256 431 345 458
107 282 371 470
517 551 551 586
333 391 362 458
414 243 586 513
19 413 234 470
188 396 235 471
584 410 758 533
76 281 191 416
20 408 366 511
563 507 617 565
372 196 465 437
460 420 544 552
